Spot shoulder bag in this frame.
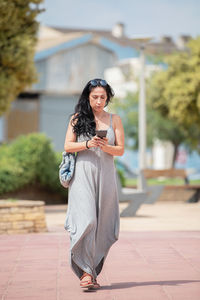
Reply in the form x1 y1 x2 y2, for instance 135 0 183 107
59 151 76 188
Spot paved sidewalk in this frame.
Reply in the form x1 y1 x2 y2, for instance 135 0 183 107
45 201 200 232
0 230 200 300
0 201 200 300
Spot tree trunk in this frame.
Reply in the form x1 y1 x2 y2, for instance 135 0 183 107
172 143 179 167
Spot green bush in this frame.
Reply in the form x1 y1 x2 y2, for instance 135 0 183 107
117 169 126 187
0 133 66 197
0 157 24 193
0 132 127 197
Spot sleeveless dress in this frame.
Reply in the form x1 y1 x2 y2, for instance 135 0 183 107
64 113 120 280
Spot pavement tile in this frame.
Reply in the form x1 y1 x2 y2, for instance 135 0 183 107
4 298 56 300
0 227 200 300
164 282 200 300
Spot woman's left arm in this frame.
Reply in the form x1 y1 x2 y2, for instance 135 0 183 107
98 114 124 156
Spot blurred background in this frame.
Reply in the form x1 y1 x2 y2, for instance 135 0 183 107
0 0 200 208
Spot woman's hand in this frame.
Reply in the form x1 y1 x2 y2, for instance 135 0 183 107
95 136 109 150
87 136 100 148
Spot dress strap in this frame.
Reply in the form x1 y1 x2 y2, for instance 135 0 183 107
110 113 112 128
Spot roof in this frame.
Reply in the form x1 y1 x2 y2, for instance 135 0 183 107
50 25 141 49
35 33 93 61
36 31 85 52
35 24 189 63
35 26 120 61
35 25 141 62
50 25 181 55
35 35 118 62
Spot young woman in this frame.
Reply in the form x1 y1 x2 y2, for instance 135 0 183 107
64 78 124 290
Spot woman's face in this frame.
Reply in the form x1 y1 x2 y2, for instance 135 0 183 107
89 87 107 113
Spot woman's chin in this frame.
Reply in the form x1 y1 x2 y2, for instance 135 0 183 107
94 107 103 112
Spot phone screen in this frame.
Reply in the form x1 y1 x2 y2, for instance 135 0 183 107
95 130 107 138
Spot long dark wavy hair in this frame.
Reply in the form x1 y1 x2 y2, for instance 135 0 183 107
71 78 114 137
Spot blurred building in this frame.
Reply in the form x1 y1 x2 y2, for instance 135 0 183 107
104 57 163 98
0 23 192 154
1 26 117 151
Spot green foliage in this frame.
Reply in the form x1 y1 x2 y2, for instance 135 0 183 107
0 157 24 193
111 37 200 162
0 133 66 197
110 91 185 152
148 37 200 150
117 169 126 187
0 0 44 116
110 92 139 149
125 177 200 187
147 103 187 150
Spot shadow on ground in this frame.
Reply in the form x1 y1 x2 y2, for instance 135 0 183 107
100 280 200 290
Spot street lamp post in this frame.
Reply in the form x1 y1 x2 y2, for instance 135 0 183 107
132 37 153 173
139 44 146 170
116 36 153 177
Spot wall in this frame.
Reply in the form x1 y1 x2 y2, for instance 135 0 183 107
152 139 174 169
39 93 79 151
4 99 39 141
34 43 116 93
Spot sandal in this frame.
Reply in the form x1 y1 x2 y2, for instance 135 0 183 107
92 278 100 289
80 272 94 289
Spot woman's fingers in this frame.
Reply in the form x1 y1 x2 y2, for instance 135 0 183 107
90 139 99 147
103 137 108 143
97 137 108 148
88 136 108 148
89 136 100 147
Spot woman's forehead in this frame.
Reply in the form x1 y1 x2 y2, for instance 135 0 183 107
90 87 107 95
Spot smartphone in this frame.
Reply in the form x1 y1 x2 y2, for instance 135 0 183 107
95 130 107 139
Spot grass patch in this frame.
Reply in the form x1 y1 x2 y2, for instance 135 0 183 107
125 178 200 187
5 198 17 202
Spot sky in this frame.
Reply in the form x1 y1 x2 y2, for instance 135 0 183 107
37 0 200 40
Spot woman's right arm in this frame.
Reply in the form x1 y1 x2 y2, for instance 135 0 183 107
64 116 98 153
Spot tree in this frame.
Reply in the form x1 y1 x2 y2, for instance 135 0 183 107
148 37 200 136
111 37 200 166
110 92 187 165
0 0 44 116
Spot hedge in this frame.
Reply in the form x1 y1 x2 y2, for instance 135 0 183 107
0 132 126 196
0 133 66 196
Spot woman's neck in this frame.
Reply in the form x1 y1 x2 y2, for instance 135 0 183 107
93 110 106 120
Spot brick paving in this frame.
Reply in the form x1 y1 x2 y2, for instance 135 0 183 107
0 230 200 300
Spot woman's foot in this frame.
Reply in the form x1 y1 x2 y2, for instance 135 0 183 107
91 278 101 289
80 272 94 289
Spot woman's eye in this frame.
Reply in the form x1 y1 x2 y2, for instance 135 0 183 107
92 96 106 100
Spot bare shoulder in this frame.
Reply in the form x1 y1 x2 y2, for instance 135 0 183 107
112 113 122 121
112 113 123 128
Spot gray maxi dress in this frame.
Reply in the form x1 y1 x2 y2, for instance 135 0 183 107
64 113 120 280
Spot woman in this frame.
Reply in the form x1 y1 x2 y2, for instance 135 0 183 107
64 78 124 290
